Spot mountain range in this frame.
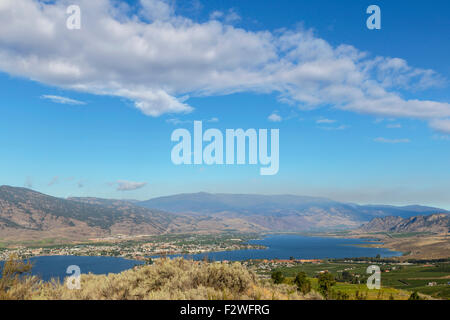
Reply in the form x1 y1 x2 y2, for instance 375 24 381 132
359 213 449 233
0 186 448 241
0 186 180 241
137 192 448 231
0 186 262 241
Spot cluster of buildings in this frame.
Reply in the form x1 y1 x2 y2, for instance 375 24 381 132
0 239 261 261
243 258 323 275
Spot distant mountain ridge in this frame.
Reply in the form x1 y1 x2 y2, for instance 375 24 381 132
1 187 448 241
359 213 449 233
0 186 178 241
0 186 267 241
137 192 448 231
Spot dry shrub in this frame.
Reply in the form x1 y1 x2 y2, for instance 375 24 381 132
4 257 312 300
0 254 41 300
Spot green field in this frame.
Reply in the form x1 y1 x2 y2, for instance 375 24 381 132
271 261 450 299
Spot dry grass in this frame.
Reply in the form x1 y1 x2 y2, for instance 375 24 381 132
1 257 320 300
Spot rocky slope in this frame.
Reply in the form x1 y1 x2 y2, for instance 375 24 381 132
0 186 176 241
359 213 449 233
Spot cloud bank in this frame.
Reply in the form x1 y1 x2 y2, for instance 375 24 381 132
0 0 448 130
116 180 147 191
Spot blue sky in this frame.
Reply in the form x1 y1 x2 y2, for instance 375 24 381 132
0 0 449 208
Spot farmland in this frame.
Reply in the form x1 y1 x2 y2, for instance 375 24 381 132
269 260 450 299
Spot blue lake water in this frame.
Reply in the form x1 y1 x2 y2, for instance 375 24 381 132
1 235 401 281
156 234 402 261
1 255 144 282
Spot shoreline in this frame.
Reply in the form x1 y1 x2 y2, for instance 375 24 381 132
3 232 448 262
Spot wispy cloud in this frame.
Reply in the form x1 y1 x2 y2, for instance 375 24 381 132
207 117 219 123
316 118 336 124
268 113 282 122
166 117 219 125
316 118 348 130
115 180 147 191
210 8 241 24
432 134 450 141
166 118 191 125
41 95 86 105
429 119 450 134
48 176 60 186
319 125 349 131
374 137 410 144
386 123 402 129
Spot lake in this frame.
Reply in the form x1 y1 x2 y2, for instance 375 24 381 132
156 234 402 261
1 234 401 281
1 255 144 282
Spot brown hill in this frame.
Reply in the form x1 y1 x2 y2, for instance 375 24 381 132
359 213 449 233
0 186 265 242
0 186 176 241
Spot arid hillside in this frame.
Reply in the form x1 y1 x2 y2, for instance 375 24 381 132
359 214 449 233
0 186 177 241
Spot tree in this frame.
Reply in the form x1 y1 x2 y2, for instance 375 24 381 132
294 272 311 294
409 291 422 300
317 272 336 299
271 270 285 284
355 290 368 300
334 290 350 300
0 254 34 300
341 271 353 282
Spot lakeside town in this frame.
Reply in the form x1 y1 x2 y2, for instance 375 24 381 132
0 233 266 261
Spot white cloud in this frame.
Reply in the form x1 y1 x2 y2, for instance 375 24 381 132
41 95 85 105
209 8 241 24
116 180 147 191
386 123 402 129
316 118 336 124
268 113 282 122
166 117 219 125
166 118 190 125
374 137 410 144
0 0 448 132
224 9 241 24
429 119 450 134
319 124 348 131
140 0 173 21
365 57 446 90
209 11 223 20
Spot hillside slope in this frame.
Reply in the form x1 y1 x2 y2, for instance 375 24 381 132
359 213 449 233
0 186 175 240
